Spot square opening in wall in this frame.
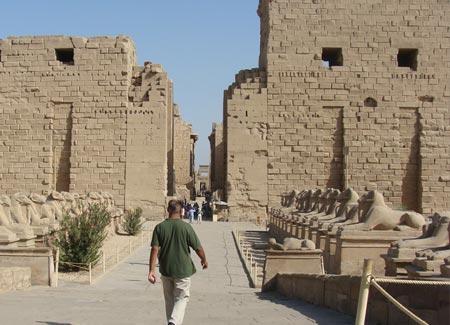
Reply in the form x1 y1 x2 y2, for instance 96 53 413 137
322 48 343 68
397 49 418 71
55 48 74 65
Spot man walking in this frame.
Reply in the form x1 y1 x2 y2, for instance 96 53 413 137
148 199 208 325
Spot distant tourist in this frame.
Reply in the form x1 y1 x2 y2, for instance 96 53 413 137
184 203 191 220
188 204 196 223
197 210 202 224
148 199 208 325
193 202 200 217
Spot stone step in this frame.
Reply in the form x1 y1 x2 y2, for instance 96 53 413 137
0 267 31 294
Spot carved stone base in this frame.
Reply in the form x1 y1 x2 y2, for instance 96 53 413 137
0 247 54 286
440 265 450 278
0 227 19 247
406 264 441 278
335 230 421 276
31 226 49 237
387 247 418 259
310 226 319 243
382 256 414 276
324 230 339 274
317 229 328 251
262 249 323 291
414 258 445 273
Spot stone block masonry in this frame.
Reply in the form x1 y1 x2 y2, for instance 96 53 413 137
0 267 31 293
223 69 268 222
173 104 196 199
0 36 194 218
209 123 225 196
215 0 450 219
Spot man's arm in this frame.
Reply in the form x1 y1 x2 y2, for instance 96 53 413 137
195 246 208 269
148 246 159 284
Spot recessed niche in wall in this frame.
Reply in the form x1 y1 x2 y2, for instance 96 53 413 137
322 48 343 68
397 49 418 71
364 97 378 108
55 48 74 65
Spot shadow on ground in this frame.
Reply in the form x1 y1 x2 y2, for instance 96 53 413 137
256 291 354 325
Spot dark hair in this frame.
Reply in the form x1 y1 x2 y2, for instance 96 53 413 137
167 199 182 214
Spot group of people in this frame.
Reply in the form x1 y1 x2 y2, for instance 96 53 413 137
183 201 213 224
184 201 202 224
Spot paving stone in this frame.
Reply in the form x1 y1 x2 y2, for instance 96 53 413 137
0 222 353 324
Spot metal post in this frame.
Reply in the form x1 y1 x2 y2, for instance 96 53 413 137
250 255 254 280
355 259 373 325
102 252 106 274
54 248 60 288
88 263 92 285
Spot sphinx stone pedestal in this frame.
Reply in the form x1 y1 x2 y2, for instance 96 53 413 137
317 228 330 251
405 250 450 279
406 261 443 278
324 229 340 274
0 227 19 247
335 230 421 276
310 224 321 243
303 224 312 241
0 247 54 286
440 260 450 278
262 249 323 291
292 221 301 239
383 215 450 276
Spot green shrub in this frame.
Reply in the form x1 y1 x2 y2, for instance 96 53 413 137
122 207 144 236
55 203 111 271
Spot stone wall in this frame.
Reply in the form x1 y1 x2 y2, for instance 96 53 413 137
275 273 449 325
173 105 195 199
167 81 175 197
0 36 193 217
223 69 268 221
215 0 450 219
0 36 134 206
261 0 450 214
125 64 169 216
209 123 225 195
195 165 210 197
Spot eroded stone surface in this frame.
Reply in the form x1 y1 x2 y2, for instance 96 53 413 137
211 0 450 219
0 36 195 218
0 222 352 325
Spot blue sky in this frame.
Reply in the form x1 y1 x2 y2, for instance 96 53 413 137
0 0 261 166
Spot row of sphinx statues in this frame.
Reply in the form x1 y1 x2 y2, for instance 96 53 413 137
0 191 123 246
270 187 450 278
277 188 427 232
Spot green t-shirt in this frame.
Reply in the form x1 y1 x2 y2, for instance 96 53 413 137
151 219 201 278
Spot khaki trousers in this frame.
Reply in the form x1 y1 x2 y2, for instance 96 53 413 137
161 276 191 325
